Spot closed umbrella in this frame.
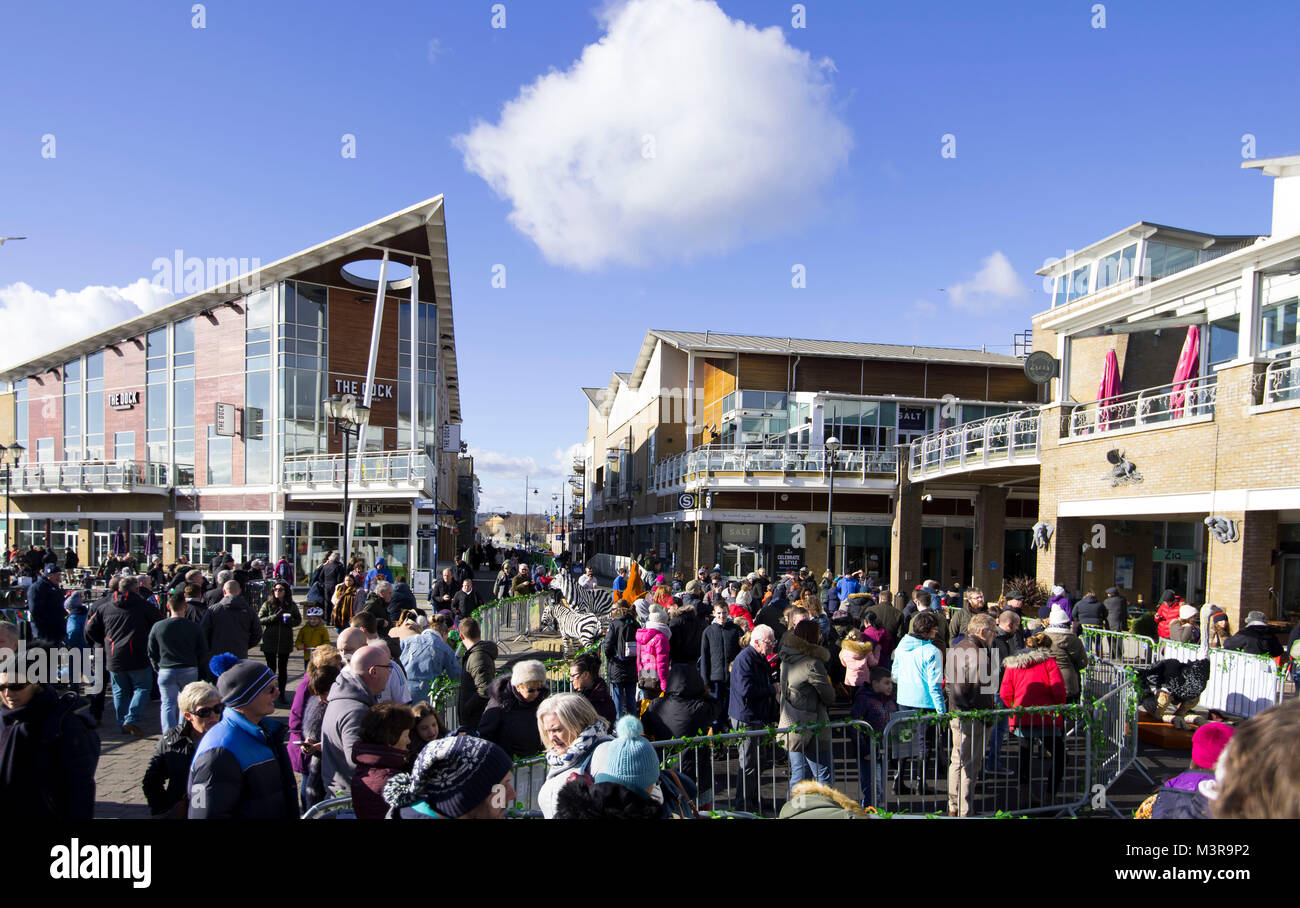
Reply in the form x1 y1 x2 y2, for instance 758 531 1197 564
112 525 127 557
1097 349 1122 431
1169 326 1201 417
145 527 159 559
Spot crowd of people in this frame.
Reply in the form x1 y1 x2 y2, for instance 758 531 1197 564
2 538 1299 820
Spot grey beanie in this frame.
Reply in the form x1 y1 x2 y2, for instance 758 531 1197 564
216 659 275 708
383 736 514 817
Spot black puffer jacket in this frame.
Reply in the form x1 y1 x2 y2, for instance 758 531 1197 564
478 674 548 758
1073 595 1106 629
699 618 743 683
0 688 99 819
602 604 639 685
85 591 161 672
1223 624 1284 658
668 607 704 666
1103 595 1129 631
642 665 718 741
141 723 199 816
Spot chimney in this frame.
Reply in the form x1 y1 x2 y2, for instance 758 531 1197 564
1243 155 1300 240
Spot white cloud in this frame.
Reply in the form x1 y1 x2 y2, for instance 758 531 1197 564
427 38 442 63
0 279 174 371
455 0 852 270
471 443 586 514
946 251 1031 313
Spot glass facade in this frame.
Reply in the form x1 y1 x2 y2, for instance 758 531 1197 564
13 379 27 449
279 282 329 459
1261 273 1299 353
245 288 273 484
147 326 168 464
397 299 438 455
823 399 897 448
62 357 81 461
84 352 104 460
174 317 195 484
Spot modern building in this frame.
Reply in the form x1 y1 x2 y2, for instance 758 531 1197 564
579 330 1041 587
908 155 1300 626
0 196 465 581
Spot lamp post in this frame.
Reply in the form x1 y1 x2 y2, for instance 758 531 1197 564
324 395 370 561
0 442 23 555
523 478 538 550
824 435 841 576
605 448 620 553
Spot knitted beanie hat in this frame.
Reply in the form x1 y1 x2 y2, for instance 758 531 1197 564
216 658 275 708
594 715 659 794
511 659 547 685
383 736 513 817
1178 604 1197 620
1048 605 1070 627
1191 721 1235 770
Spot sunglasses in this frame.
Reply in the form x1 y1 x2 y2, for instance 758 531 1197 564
192 703 224 719
0 683 31 693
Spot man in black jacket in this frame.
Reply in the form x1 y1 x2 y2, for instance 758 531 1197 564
201 581 261 660
1223 611 1284 658
27 563 67 644
602 601 639 719
698 602 742 725
318 552 346 605
1102 587 1129 631
451 578 483 619
430 567 458 612
0 679 100 819
1073 591 1107 630
84 575 161 736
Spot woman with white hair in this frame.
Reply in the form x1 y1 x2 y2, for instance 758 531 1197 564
479 660 550 758
534 693 612 818
141 680 222 818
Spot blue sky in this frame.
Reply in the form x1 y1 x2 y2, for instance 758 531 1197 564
2 0 1299 514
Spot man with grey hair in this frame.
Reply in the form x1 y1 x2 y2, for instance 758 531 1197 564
729 623 778 812
318 551 346 606
360 579 394 637
203 570 233 609
321 643 391 794
85 575 160 736
200 579 261 660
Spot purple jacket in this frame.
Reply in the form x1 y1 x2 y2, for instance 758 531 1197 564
1164 769 1213 792
1040 592 1074 622
288 679 311 774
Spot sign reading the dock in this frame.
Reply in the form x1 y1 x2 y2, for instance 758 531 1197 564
333 379 394 399
108 390 139 410
214 402 237 437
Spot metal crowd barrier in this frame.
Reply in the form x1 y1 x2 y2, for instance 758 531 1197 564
1153 639 1284 718
302 795 355 819
1085 656 1149 811
1081 627 1155 667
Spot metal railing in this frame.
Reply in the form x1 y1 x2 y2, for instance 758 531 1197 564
282 449 433 491
1066 374 1217 438
1153 639 1285 718
1081 628 1156 668
1263 350 1300 405
907 409 1040 481
650 444 897 491
9 459 170 492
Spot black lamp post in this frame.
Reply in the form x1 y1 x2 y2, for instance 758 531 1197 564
0 442 23 554
824 435 841 576
324 395 370 560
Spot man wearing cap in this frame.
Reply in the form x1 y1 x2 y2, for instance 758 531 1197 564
28 562 67 643
1223 611 1284 658
187 659 298 819
382 735 515 819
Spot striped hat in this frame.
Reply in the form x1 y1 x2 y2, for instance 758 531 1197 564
216 659 276 708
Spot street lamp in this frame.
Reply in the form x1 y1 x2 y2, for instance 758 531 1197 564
824 435 841 576
324 394 370 560
0 442 23 554
523 477 538 549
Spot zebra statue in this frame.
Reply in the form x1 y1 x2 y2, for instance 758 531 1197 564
550 567 614 619
540 601 603 655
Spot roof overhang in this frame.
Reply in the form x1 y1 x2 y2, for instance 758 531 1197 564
1243 155 1300 178
2 196 462 424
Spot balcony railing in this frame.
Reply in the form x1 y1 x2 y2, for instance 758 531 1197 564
282 449 433 494
650 444 897 491
9 459 171 493
908 410 1041 481
1263 350 1300 405
1066 374 1217 439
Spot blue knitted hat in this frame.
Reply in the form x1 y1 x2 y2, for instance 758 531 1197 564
594 715 659 794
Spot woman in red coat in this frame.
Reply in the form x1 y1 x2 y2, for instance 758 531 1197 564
1000 634 1068 807
1154 590 1183 639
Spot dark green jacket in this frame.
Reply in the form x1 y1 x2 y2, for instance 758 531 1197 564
257 597 302 653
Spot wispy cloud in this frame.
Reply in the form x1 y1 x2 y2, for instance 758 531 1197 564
471 443 586 514
0 279 173 371
455 0 852 270
946 251 1031 313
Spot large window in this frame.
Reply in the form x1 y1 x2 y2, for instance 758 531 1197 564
62 357 81 461
823 399 898 448
1096 244 1137 291
174 318 195 484
146 327 168 464
1067 264 1091 302
206 424 232 485
1145 242 1199 281
279 282 328 458
397 299 437 454
246 290 273 484
84 351 104 460
13 379 27 448
1261 273 1300 353
1208 315 1241 365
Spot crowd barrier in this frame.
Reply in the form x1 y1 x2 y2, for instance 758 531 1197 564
1153 638 1284 718
1081 627 1156 667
